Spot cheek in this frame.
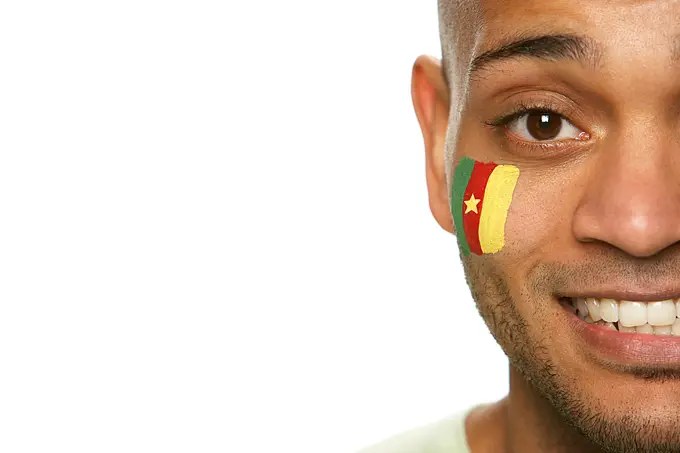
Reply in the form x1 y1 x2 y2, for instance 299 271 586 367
503 170 576 259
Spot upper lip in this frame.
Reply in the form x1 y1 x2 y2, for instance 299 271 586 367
560 288 680 302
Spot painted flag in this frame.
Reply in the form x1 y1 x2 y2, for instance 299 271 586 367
451 157 519 256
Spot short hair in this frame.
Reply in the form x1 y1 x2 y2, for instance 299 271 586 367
437 0 482 187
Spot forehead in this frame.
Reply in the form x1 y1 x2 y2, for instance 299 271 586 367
467 0 679 59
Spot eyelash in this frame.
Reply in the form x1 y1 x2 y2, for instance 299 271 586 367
484 100 568 128
483 101 587 153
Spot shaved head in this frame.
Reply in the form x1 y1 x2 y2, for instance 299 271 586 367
437 0 483 186
438 0 482 82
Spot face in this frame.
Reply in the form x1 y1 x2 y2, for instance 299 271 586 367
416 1 680 451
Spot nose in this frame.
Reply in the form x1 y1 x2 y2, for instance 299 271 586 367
572 132 680 257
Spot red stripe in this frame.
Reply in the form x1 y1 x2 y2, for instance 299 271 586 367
462 161 497 255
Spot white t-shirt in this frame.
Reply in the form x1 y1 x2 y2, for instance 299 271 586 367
357 408 473 453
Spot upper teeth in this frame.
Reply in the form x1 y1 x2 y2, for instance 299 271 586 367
573 297 680 335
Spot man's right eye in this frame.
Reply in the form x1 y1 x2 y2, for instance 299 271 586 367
507 111 584 142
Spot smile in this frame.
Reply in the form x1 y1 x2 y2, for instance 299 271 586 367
561 296 680 366
568 297 680 335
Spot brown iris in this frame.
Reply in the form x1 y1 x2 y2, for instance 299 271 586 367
525 112 562 140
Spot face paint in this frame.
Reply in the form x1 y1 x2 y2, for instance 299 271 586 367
451 157 519 256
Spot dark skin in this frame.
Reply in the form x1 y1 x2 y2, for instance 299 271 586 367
413 1 680 452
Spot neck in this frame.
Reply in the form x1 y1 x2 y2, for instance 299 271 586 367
467 366 605 453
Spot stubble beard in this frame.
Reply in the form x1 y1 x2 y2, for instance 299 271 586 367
462 256 680 453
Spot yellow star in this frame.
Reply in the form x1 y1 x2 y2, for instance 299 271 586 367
464 194 481 214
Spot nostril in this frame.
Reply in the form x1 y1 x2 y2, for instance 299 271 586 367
574 213 677 258
572 185 680 258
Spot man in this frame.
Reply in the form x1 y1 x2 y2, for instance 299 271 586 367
361 1 680 452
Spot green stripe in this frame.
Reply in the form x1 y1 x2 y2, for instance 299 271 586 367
451 157 475 256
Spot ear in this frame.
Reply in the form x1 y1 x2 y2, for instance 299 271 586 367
411 55 453 233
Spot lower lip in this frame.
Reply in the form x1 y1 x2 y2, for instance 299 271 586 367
565 308 680 366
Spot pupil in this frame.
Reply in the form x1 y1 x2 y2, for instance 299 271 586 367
527 112 561 140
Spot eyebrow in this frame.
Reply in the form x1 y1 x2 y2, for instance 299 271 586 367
469 34 603 78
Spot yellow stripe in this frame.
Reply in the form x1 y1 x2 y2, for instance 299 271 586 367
479 165 519 254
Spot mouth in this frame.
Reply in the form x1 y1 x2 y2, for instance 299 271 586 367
563 297 680 335
560 295 680 366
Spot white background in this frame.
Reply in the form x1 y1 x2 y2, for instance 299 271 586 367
0 1 507 452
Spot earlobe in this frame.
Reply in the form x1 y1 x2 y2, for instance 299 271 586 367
411 55 454 233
